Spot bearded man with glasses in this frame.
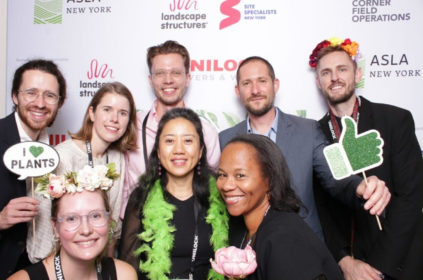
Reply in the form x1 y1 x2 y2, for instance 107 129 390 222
0 59 67 279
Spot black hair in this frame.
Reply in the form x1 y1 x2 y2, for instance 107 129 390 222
130 108 211 213
226 134 302 212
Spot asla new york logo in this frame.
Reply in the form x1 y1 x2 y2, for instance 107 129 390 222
34 0 62 24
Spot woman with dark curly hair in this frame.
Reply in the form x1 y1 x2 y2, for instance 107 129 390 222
119 108 228 280
217 134 343 280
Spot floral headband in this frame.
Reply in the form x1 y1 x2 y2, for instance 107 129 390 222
309 37 359 68
35 163 119 199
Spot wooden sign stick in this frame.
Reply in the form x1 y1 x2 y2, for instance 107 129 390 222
362 171 383 231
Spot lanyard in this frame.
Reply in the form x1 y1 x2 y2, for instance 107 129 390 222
142 111 151 168
86 141 108 167
327 96 361 142
188 200 200 280
54 251 103 280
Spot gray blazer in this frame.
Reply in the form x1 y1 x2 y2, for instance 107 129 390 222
219 107 362 239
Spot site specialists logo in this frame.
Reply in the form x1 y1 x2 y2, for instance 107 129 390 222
351 0 411 23
220 0 241 29
79 59 114 97
161 0 208 30
219 1 278 29
34 0 62 24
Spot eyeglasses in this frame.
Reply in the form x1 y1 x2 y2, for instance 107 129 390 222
151 70 186 79
56 210 110 232
18 88 60 105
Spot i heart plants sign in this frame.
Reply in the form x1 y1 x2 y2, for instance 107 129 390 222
3 141 59 180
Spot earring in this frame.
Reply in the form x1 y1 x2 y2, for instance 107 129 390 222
197 162 201 175
158 163 162 176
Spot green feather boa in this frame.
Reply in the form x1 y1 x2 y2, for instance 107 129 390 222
135 176 228 280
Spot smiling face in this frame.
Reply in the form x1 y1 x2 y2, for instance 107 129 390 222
316 50 362 106
217 142 270 218
158 117 203 181
52 190 110 262
149 53 191 107
236 60 279 117
12 69 60 139
89 92 130 147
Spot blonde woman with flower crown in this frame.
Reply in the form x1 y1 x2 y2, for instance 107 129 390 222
27 82 138 263
119 108 228 280
8 165 137 280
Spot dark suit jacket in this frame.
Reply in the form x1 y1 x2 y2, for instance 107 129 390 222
249 209 343 280
219 107 362 240
0 113 28 279
317 96 423 279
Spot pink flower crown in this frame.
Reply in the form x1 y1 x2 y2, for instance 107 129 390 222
35 163 119 199
309 37 359 68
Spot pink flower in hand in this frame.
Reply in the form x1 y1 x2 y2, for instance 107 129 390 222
210 245 257 278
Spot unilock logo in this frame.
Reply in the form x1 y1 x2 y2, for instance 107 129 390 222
34 0 62 24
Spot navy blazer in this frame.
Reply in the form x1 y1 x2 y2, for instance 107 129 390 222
0 113 29 279
219 107 362 240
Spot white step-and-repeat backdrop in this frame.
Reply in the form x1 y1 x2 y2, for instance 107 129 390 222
6 0 423 151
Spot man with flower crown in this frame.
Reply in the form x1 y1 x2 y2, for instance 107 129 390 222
0 59 66 279
311 37 423 280
219 55 391 245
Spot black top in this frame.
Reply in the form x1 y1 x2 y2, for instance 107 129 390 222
230 209 343 280
23 257 117 280
119 190 213 280
316 96 423 279
167 194 213 279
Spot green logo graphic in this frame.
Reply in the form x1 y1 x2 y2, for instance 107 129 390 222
34 0 62 24
356 58 366 89
324 116 384 179
296 110 307 118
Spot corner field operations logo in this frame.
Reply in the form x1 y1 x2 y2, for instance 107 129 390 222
161 0 208 30
351 0 411 23
34 0 62 24
220 0 241 29
79 59 114 97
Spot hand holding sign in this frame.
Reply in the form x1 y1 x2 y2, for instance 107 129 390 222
324 116 384 179
2 141 59 239
324 116 386 230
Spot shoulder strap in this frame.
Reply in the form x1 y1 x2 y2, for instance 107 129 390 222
142 111 151 168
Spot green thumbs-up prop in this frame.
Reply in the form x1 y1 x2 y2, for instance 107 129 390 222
324 116 384 180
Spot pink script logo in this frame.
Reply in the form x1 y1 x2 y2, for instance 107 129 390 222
87 59 114 79
170 0 198 11
220 0 240 29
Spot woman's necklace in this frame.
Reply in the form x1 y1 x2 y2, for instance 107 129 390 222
240 205 271 248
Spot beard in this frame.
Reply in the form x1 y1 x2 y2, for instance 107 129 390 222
16 104 58 132
324 82 356 106
243 95 275 117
